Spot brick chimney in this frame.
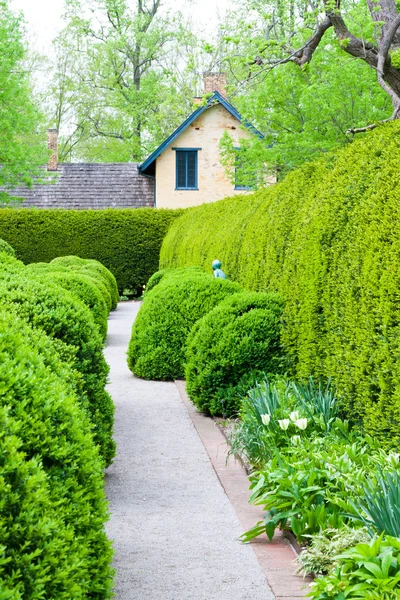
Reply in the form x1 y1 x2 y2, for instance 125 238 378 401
47 129 58 171
203 72 227 97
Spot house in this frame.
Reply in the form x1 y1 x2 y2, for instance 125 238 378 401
2 74 264 210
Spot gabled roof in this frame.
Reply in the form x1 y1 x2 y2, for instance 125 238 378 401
139 91 264 176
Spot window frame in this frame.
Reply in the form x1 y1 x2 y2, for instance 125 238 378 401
174 148 200 191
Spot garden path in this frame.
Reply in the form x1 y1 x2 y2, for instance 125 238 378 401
104 301 275 600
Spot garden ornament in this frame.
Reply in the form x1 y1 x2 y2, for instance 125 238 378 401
212 259 227 279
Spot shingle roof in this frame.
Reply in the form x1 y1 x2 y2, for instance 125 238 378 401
1 163 154 209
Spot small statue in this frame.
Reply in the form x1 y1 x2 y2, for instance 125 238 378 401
212 259 227 279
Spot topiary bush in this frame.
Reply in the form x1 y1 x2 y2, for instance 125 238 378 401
26 263 109 339
128 269 242 380
143 266 207 297
185 292 286 416
0 207 182 293
51 255 119 309
160 121 400 445
0 270 115 466
0 237 15 257
0 309 113 598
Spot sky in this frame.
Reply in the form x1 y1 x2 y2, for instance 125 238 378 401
11 0 231 53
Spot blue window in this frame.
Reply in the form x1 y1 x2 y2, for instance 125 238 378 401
175 150 198 190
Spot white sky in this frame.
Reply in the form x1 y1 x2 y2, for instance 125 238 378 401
11 0 231 54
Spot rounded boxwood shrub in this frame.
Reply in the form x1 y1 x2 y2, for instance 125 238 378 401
144 266 207 297
0 238 15 257
26 263 109 339
51 256 119 309
185 292 286 416
0 309 113 598
128 270 242 380
0 272 115 466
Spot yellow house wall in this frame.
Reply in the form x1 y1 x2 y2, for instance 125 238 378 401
155 104 253 209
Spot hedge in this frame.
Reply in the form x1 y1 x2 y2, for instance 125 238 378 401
50 255 119 310
186 292 286 416
128 269 242 380
0 208 182 294
0 259 115 466
160 121 400 444
26 263 109 339
0 308 113 598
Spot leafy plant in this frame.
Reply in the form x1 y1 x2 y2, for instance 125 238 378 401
309 534 400 599
297 527 370 576
350 468 400 538
291 377 339 433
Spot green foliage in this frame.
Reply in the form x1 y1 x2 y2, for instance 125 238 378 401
160 121 400 446
0 309 113 597
0 238 14 257
0 208 182 294
0 0 48 201
51 255 119 310
144 266 206 297
127 269 242 380
0 265 115 466
351 469 400 538
185 292 286 416
241 434 377 544
26 263 109 339
297 527 370 576
309 535 400 599
228 377 340 468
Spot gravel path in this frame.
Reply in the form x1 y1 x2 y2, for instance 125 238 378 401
105 301 274 600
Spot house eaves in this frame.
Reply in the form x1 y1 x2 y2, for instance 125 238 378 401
139 91 264 176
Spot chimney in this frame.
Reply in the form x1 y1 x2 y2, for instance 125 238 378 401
203 72 227 97
47 128 58 171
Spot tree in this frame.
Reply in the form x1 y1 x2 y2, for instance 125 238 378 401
226 0 400 130
47 0 201 162
215 0 392 180
0 0 47 201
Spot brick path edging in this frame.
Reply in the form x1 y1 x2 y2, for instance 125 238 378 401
175 380 312 600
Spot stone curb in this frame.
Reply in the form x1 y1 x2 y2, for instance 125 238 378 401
175 380 312 600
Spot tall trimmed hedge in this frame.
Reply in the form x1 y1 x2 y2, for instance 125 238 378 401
0 208 182 293
160 121 400 444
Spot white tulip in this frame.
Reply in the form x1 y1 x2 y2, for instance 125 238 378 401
278 419 290 431
289 411 300 422
261 414 271 426
295 418 308 430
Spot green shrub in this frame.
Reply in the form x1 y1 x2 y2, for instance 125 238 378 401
26 263 109 339
185 292 286 416
0 238 15 257
51 256 119 309
160 121 400 446
0 271 115 466
0 309 113 597
0 207 182 293
127 270 242 380
144 266 206 297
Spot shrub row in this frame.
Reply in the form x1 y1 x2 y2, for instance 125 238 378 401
128 269 243 381
160 121 400 443
0 244 114 597
0 207 183 293
128 268 286 416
